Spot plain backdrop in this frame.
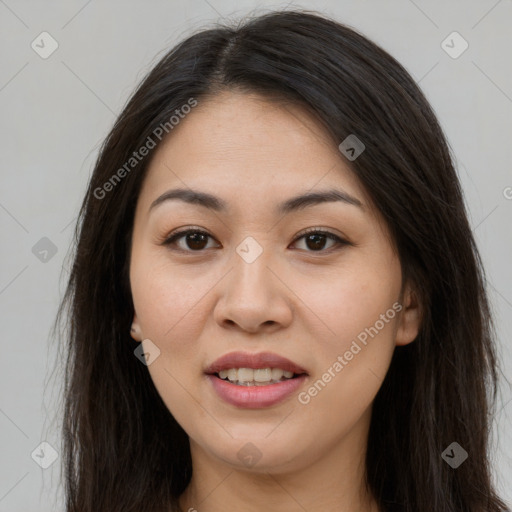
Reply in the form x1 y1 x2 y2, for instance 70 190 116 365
0 0 511 510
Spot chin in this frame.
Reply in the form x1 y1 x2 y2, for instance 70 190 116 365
201 433 311 474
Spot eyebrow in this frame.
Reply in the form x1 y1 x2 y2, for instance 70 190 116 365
149 187 364 214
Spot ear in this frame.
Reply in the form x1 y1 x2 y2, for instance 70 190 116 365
130 313 142 342
395 282 422 347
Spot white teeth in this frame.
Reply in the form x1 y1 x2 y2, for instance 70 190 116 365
271 368 283 381
237 368 254 382
217 367 297 385
254 368 272 382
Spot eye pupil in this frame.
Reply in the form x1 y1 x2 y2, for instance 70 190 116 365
187 232 208 250
306 233 327 251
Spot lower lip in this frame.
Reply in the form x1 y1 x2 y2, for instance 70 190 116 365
206 374 307 408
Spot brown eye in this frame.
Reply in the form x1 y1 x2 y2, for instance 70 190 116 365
303 233 331 251
292 229 349 252
164 229 218 251
163 227 349 254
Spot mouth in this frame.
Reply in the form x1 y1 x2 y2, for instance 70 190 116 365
204 351 309 408
212 367 306 386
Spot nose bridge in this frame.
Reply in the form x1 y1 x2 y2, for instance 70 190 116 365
231 234 275 298
214 234 292 331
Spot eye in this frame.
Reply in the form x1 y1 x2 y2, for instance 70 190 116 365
163 228 219 252
162 227 349 253
291 228 349 252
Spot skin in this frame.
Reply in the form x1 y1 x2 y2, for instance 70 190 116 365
129 90 421 512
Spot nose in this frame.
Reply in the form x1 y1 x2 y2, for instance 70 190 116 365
213 246 293 334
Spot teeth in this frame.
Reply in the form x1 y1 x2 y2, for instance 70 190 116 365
254 368 272 382
238 368 254 382
217 367 297 385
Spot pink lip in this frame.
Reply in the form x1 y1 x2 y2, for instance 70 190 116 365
204 351 307 375
206 374 308 408
204 351 308 409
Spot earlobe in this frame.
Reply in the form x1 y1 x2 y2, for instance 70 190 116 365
130 314 142 342
395 285 422 347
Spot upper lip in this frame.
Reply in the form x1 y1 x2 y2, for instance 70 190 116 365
204 351 308 375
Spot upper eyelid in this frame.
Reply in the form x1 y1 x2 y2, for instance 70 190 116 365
165 226 344 240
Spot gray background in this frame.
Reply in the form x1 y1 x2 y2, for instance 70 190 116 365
0 0 511 510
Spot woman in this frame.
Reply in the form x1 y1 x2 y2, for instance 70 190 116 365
54 9 510 512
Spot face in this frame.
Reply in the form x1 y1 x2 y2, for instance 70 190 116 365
129 90 420 475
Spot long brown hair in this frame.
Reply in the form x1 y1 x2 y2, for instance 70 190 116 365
52 9 510 511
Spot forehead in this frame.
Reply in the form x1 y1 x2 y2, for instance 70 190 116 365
137 90 371 213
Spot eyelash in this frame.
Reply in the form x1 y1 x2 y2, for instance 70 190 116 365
162 226 350 254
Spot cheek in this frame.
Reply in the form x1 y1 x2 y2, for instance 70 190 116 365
297 284 399 433
131 255 212 345
130 257 212 421
292 255 401 407
291 258 401 346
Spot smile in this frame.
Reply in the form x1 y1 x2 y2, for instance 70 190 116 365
217 367 296 386
204 351 309 408
207 373 308 408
